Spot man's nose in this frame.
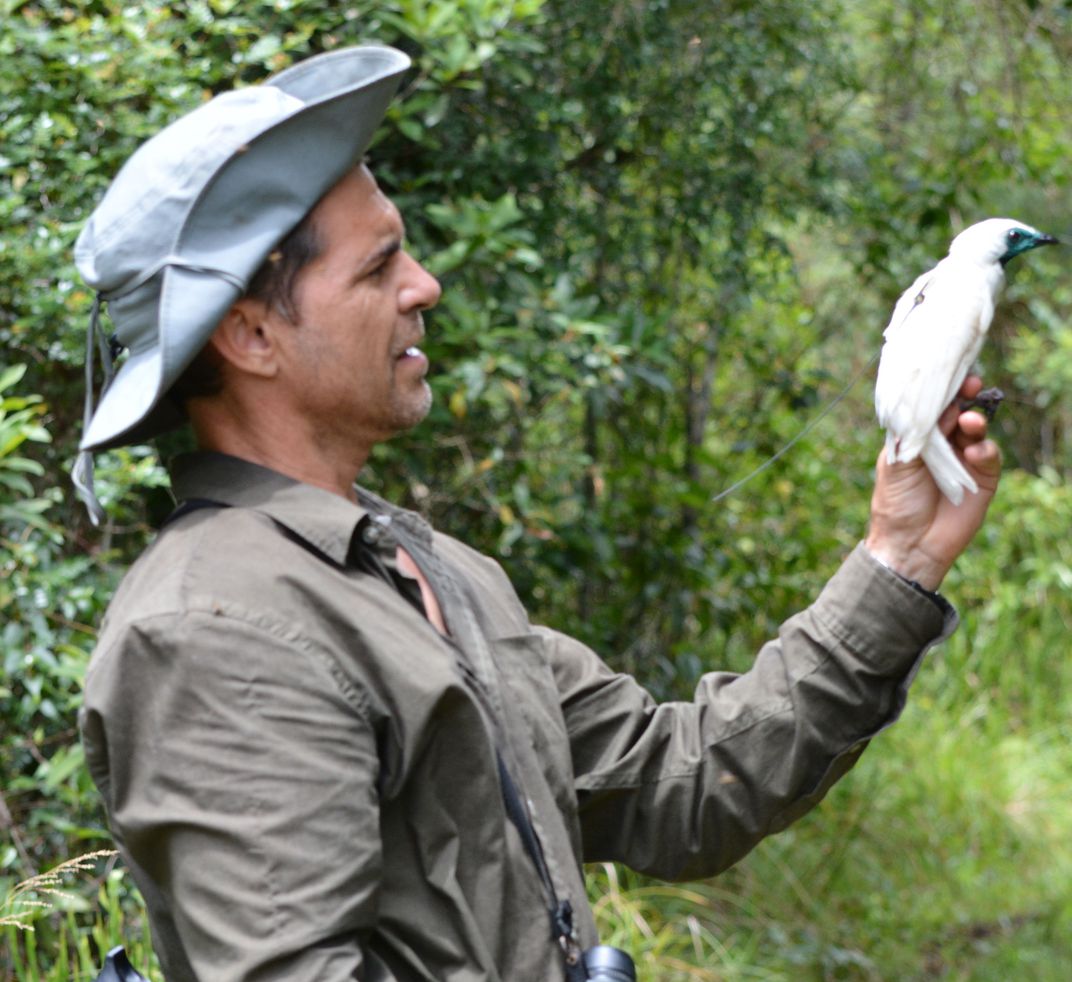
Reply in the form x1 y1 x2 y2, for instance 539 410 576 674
399 251 441 312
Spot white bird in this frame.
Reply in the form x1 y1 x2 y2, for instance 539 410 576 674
875 218 1057 504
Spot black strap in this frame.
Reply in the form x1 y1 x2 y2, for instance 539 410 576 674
496 753 579 959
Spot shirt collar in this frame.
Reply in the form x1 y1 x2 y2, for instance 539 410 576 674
169 451 369 567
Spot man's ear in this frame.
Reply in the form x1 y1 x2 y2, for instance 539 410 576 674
208 298 279 379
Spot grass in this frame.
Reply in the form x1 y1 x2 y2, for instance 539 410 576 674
1 853 159 982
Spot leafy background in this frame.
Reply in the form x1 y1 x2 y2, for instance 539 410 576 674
2 0 1072 978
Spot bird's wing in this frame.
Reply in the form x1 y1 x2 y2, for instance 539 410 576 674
875 260 992 458
882 268 937 341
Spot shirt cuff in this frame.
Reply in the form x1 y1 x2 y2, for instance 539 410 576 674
809 542 958 674
863 546 956 616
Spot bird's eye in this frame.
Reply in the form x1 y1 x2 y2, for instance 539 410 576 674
1007 230 1023 242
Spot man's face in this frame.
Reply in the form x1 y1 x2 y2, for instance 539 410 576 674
274 165 441 449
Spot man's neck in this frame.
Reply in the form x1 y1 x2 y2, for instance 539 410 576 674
191 412 370 504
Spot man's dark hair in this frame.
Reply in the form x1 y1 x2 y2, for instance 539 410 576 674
167 210 323 407
244 209 323 323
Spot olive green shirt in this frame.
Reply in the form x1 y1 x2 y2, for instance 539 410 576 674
80 452 953 981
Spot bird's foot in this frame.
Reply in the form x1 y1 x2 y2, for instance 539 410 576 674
960 387 1005 421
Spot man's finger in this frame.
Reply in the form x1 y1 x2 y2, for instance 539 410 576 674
951 410 989 449
937 400 963 437
958 374 984 401
963 438 1003 486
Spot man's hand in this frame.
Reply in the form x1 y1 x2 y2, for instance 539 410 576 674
865 375 1002 591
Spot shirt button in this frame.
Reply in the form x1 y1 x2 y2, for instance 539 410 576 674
361 516 393 547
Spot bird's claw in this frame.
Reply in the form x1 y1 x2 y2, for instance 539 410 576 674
960 387 1005 421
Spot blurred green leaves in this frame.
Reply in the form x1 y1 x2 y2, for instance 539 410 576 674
1 365 51 524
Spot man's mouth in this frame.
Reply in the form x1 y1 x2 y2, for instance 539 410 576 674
396 319 426 361
395 344 427 366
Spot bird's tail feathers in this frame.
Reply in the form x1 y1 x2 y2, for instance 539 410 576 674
885 429 926 465
921 430 977 506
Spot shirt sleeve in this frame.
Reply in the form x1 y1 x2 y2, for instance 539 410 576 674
80 609 395 982
543 543 956 881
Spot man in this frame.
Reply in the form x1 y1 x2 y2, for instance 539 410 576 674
76 46 1001 981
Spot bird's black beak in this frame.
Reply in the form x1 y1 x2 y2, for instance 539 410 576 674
1036 233 1060 246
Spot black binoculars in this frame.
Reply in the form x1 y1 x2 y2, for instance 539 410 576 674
93 947 148 982
583 944 637 981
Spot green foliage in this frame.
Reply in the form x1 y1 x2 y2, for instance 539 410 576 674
0 366 161 974
3 0 1072 977
1 367 113 891
2 851 160 981
942 469 1072 725
0 364 51 526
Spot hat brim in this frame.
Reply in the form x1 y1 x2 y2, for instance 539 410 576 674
81 46 410 452
81 266 240 449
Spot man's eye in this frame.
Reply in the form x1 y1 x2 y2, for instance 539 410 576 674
371 252 401 278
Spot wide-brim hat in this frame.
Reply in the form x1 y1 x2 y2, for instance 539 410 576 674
75 45 411 454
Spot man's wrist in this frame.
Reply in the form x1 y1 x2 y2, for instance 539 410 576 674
863 540 946 596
